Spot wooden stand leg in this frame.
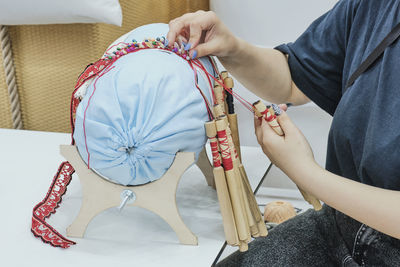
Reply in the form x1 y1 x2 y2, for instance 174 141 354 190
196 147 216 189
67 197 114 238
60 145 198 245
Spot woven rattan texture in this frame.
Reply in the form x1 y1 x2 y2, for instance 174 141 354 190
1 0 208 132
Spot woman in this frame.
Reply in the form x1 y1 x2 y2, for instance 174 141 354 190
167 0 400 266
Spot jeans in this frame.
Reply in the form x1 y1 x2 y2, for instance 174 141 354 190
216 205 400 266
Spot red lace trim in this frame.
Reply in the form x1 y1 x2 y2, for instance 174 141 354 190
31 162 76 248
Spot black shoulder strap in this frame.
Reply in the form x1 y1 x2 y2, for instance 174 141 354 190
345 22 400 89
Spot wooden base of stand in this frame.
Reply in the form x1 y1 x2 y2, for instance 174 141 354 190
60 145 198 245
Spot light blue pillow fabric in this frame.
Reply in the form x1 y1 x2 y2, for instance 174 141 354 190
73 23 215 185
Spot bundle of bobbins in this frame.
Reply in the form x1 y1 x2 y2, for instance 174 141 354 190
252 101 323 211
205 72 268 252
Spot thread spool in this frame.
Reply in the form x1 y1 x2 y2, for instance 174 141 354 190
264 201 297 224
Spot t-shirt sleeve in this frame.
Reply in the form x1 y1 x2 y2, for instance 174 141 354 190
275 0 360 116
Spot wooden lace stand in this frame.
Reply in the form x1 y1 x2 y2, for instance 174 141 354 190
196 148 216 189
60 144 200 245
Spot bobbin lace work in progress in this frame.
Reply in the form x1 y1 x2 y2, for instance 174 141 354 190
31 35 321 251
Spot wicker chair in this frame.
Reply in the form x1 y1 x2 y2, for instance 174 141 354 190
0 0 208 132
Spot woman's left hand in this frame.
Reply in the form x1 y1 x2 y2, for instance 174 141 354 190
254 105 316 177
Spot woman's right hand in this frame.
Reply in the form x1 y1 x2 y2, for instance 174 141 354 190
167 11 239 59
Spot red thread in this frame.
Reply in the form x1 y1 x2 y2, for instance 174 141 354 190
83 65 115 168
210 138 222 167
192 60 255 113
217 129 233 171
188 60 214 120
265 114 276 122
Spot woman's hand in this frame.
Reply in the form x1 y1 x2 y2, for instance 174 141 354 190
254 105 316 177
167 11 239 59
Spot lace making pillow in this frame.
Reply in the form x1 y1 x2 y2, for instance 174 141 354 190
73 23 215 185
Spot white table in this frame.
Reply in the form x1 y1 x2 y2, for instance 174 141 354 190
0 128 310 267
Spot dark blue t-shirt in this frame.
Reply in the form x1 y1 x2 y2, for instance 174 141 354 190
276 0 400 190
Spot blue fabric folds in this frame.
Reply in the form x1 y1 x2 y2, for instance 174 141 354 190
73 23 214 185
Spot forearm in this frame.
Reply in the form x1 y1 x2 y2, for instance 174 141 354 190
218 38 294 104
291 162 400 239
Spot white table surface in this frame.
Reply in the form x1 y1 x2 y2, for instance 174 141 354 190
0 128 311 267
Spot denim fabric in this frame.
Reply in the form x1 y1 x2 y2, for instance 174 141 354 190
216 205 400 266
275 0 400 191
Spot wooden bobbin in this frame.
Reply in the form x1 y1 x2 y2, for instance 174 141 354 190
253 100 284 136
216 118 251 252
299 189 323 211
238 164 268 237
227 113 241 162
214 85 225 112
213 104 225 118
221 116 254 240
220 74 241 161
223 77 234 89
233 158 256 239
219 115 238 160
205 121 239 246
222 75 232 114
220 71 229 80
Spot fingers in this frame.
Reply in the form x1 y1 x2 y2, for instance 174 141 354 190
167 11 216 50
278 103 288 112
187 23 202 49
176 35 188 46
167 18 185 47
254 116 263 145
255 114 280 145
260 117 277 144
189 42 215 58
276 110 295 136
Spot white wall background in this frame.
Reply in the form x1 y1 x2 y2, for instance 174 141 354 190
210 0 338 189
